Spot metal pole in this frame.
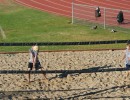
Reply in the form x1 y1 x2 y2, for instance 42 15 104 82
104 7 106 29
72 0 74 24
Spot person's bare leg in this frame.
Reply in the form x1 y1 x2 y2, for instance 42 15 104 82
126 71 129 77
40 68 48 80
28 71 31 83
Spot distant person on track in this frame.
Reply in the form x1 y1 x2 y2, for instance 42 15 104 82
95 6 101 19
117 11 124 24
122 41 130 69
28 44 47 83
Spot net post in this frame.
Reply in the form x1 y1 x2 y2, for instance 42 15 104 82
72 0 74 24
104 7 106 29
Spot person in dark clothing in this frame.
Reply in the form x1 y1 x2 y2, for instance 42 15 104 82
117 11 124 24
95 7 101 18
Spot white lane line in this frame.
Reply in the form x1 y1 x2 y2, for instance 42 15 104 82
30 0 70 13
76 0 130 10
15 0 71 17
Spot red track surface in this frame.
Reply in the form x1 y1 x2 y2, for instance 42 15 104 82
14 0 130 28
0 0 4 2
0 0 7 3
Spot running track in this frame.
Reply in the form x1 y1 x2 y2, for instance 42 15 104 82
13 0 130 28
0 0 7 4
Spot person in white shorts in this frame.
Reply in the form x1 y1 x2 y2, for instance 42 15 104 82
122 41 130 69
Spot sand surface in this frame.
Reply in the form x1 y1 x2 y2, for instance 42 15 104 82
0 50 130 100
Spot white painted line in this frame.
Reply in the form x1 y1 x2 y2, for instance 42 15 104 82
75 0 130 10
0 26 6 39
31 0 70 13
15 0 71 17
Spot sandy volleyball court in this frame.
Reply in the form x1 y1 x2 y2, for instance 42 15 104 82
0 50 130 99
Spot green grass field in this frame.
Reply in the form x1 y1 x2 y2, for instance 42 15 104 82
0 1 129 52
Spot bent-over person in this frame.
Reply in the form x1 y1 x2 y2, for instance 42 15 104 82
28 45 47 83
